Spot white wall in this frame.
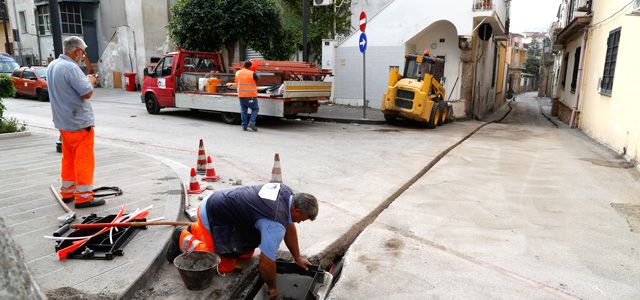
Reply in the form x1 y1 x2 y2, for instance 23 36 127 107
333 45 404 108
8 0 39 64
335 0 476 107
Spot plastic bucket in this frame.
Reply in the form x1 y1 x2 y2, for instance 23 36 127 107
207 78 221 93
173 251 220 290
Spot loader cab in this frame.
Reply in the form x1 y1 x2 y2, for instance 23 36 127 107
403 54 441 81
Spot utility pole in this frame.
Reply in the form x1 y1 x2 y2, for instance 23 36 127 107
1 0 12 55
48 0 62 57
302 0 308 62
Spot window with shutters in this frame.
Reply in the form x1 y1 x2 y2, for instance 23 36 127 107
600 28 621 96
570 47 581 93
561 53 569 87
60 3 83 35
37 5 50 35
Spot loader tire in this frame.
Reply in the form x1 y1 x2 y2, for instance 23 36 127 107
426 104 439 129
437 102 447 126
383 113 397 124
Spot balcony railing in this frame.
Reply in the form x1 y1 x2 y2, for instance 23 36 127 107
474 0 493 10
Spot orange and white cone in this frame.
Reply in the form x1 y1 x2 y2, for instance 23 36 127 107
269 153 282 183
196 139 207 175
188 168 205 194
202 155 220 182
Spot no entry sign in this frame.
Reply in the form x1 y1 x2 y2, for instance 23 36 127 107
359 11 367 32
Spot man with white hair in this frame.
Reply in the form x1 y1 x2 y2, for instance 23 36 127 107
47 36 102 208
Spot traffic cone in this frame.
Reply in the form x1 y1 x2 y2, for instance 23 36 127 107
187 168 205 194
269 153 282 183
196 139 207 175
202 155 220 182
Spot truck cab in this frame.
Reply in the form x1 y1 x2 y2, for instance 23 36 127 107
382 54 450 128
141 50 225 114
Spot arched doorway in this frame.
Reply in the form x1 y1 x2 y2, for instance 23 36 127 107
405 20 461 101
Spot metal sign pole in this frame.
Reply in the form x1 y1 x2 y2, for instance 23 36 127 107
363 51 366 119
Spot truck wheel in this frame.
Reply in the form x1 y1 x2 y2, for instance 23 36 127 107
383 114 397 124
426 104 439 129
145 94 161 114
37 89 49 102
221 112 241 124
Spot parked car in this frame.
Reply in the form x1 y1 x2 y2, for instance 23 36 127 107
0 53 19 75
12 66 49 101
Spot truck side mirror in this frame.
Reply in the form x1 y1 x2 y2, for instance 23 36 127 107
144 67 150 77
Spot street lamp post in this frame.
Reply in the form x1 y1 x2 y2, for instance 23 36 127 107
48 0 62 57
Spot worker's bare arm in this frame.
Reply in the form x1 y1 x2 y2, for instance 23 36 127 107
259 253 278 299
284 223 310 270
81 91 93 100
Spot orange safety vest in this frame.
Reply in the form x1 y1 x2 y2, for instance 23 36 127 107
235 68 258 98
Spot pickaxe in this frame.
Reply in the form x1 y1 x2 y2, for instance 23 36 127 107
50 185 76 237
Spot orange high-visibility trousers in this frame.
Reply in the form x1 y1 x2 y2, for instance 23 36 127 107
178 203 254 273
59 127 94 203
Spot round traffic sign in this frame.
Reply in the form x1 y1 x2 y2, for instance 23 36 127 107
359 11 367 32
359 33 367 53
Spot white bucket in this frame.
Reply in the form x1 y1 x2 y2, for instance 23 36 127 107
198 78 209 92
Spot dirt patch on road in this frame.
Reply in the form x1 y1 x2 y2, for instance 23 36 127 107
581 158 635 169
611 203 640 232
46 287 116 300
385 237 404 250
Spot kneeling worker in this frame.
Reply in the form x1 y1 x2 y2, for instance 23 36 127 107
167 183 319 298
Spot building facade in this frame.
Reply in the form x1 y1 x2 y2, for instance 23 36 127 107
552 0 640 164
6 0 176 88
333 0 511 119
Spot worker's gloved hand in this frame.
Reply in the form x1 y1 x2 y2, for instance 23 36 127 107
294 256 311 271
267 287 278 299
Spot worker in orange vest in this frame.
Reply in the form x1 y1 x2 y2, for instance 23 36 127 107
47 36 103 208
234 60 260 131
167 183 318 299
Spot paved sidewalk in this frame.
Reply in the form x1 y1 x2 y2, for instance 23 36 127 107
0 133 182 299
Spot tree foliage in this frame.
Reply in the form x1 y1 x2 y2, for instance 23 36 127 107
280 0 352 62
167 0 296 61
0 74 25 133
525 39 541 76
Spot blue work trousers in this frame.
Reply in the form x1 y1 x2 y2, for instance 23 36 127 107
239 97 259 129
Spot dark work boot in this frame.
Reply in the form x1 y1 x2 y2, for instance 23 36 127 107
62 197 74 204
74 198 105 208
166 226 185 263
249 124 258 132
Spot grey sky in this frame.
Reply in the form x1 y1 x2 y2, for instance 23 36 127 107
510 0 561 33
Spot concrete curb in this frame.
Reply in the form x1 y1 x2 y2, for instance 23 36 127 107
297 115 386 125
119 164 184 300
0 131 32 140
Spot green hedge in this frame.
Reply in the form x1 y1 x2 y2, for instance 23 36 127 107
0 74 26 134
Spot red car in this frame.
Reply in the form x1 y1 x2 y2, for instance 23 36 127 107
12 66 49 101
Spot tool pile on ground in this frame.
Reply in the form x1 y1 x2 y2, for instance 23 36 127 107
44 205 162 260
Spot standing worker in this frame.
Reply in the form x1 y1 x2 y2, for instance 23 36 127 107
48 36 103 208
235 60 260 131
167 183 319 299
